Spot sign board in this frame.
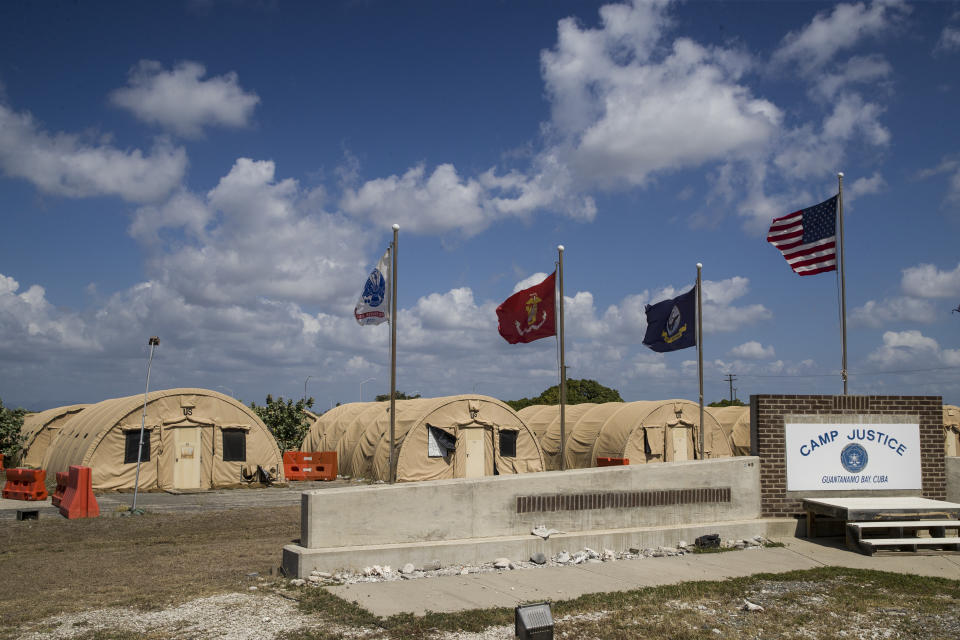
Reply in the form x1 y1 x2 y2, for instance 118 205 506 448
785 422 921 491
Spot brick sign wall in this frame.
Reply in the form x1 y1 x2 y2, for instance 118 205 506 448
751 395 944 518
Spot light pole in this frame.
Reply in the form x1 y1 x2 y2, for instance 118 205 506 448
304 375 317 401
360 377 375 402
132 336 159 514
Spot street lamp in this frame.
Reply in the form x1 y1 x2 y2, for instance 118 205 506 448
360 377 375 402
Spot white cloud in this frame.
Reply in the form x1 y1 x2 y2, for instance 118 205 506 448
110 60 260 138
512 272 552 293
140 158 370 307
729 341 775 360
936 26 960 53
773 0 910 71
900 262 960 299
867 330 960 368
848 172 886 199
0 103 186 202
849 297 937 328
813 54 892 99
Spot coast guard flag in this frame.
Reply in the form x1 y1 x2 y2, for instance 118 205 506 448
766 195 838 276
642 288 696 352
354 248 391 325
496 272 556 344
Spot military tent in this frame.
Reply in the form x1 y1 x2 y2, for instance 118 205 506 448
301 395 544 482
708 405 751 456
519 400 734 470
42 388 283 491
19 404 90 468
945 405 960 457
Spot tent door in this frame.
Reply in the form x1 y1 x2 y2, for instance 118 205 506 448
671 429 688 461
173 426 202 489
461 426 487 478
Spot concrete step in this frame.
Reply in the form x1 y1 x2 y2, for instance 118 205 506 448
849 520 960 531
859 537 960 555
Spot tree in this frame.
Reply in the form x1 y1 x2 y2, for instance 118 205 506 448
0 398 27 464
505 379 623 411
708 398 746 407
374 391 422 401
249 394 314 452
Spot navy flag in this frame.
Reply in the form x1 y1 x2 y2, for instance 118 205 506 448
642 287 697 352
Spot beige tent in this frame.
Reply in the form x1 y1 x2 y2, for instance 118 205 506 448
42 388 283 491
521 400 734 470
301 395 544 482
708 405 751 456
945 405 960 457
20 404 90 468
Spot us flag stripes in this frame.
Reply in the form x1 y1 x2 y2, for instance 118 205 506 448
766 195 838 276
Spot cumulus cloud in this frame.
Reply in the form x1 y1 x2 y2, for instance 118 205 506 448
110 60 260 138
140 158 369 307
812 54 892 99
849 297 937 328
867 330 960 368
773 0 910 72
729 341 775 360
0 103 186 202
936 26 960 53
848 172 886 199
900 262 960 299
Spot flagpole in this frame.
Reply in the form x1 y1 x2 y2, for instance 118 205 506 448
557 245 566 471
389 224 399 483
696 263 704 461
837 173 848 395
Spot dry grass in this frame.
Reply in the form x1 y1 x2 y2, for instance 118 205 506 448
0 505 299 631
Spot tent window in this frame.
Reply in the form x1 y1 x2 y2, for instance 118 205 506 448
124 430 150 464
222 429 246 462
427 425 455 458
499 430 517 457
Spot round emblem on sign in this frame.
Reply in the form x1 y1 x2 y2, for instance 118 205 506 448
840 442 868 473
362 269 386 306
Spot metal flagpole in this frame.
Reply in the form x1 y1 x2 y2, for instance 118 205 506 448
558 245 567 471
389 224 399 483
837 173 848 395
132 336 159 513
696 264 705 461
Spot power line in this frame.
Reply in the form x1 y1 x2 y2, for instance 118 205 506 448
737 365 960 379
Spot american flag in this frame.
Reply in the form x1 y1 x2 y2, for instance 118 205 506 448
766 195 838 276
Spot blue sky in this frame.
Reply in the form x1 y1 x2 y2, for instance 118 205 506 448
2 0 959 411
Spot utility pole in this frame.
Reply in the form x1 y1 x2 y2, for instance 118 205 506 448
724 373 737 402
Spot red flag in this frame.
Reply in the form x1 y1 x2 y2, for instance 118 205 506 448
496 272 556 344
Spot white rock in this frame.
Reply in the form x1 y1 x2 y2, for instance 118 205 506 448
401 563 415 574
308 575 321 583
584 547 599 559
290 579 306 587
572 552 587 564
262 617 271 623
494 558 511 569
315 571 332 578
555 551 570 564
531 525 561 539
459 568 469 575
602 549 616 561
677 540 688 549
742 599 764 612
248 586 258 591
362 567 374 577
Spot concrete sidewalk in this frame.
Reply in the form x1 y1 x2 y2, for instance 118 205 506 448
327 537 960 617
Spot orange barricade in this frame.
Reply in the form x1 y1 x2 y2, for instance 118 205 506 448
283 451 307 481
596 457 629 466
285 451 337 481
2 468 48 501
51 471 69 507
0 453 4 470
59 466 99 519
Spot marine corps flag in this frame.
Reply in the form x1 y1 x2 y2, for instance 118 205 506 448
642 287 697 352
496 272 556 344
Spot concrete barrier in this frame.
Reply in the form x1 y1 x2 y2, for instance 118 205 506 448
948 457 960 503
283 457 796 577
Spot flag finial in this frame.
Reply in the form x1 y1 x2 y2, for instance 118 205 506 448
837 172 844 178
392 223 399 230
558 245 564 252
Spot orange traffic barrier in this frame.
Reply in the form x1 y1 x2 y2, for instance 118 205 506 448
51 471 69 507
0 453 5 470
59 466 99 519
596 457 629 466
284 451 337 481
2 468 48 501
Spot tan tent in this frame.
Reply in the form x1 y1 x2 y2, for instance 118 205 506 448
20 404 90 468
708 405 751 456
522 400 734 470
42 388 283 491
945 405 960 457
302 395 544 482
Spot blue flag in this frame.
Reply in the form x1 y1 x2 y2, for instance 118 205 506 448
642 287 697 352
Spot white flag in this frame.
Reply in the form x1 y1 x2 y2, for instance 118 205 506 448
354 248 390 325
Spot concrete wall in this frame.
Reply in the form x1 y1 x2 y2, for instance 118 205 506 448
948 457 960 503
284 457 794 576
